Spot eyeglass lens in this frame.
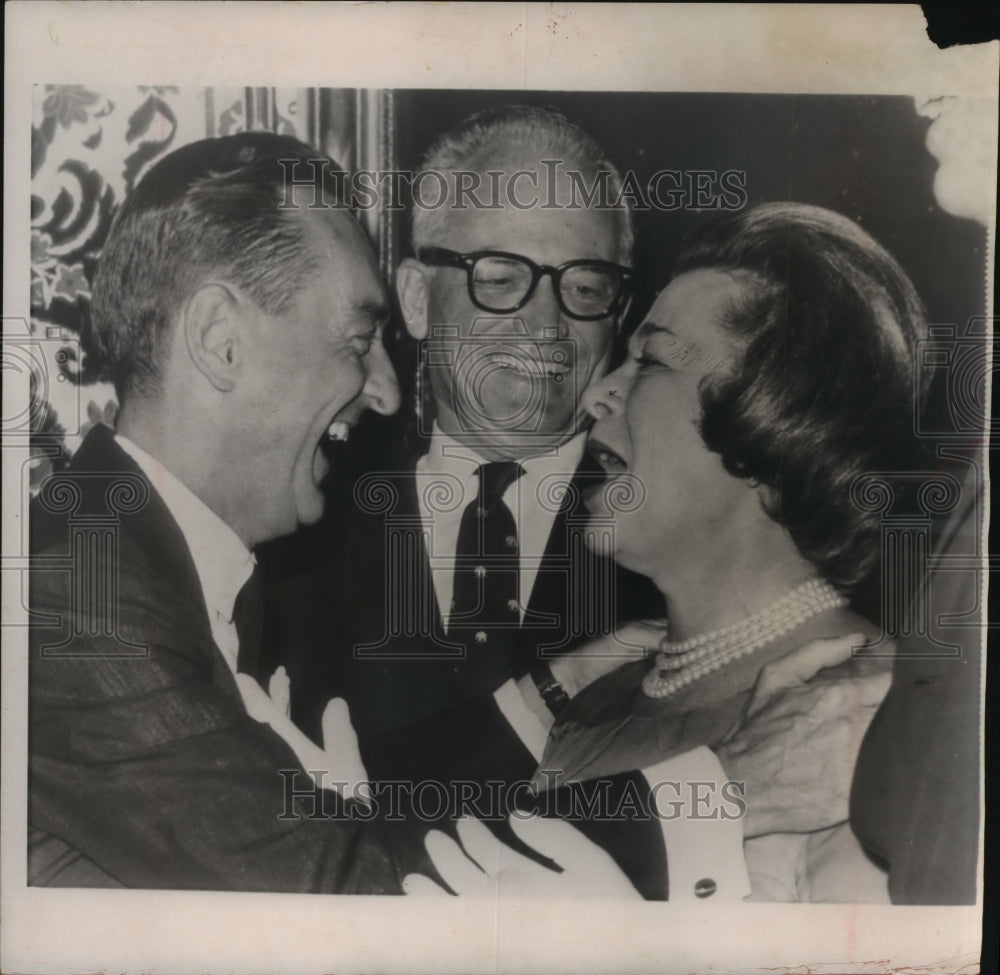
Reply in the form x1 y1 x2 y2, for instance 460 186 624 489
471 255 621 316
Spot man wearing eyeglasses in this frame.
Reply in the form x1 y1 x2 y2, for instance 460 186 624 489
279 107 665 743
392 106 657 691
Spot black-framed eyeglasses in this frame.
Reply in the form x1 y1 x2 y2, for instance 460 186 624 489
416 247 632 321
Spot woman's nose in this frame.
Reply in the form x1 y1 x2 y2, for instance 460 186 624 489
581 362 632 419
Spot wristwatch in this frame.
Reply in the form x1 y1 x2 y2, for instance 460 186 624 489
529 659 570 716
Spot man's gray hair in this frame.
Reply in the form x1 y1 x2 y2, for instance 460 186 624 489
410 105 635 263
91 133 344 403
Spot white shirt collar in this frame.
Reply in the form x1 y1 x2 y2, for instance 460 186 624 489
116 434 255 624
421 423 588 486
416 423 589 627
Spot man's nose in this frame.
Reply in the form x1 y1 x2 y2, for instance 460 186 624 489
523 275 568 338
361 340 401 416
581 361 633 419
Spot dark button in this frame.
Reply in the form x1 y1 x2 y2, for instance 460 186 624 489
694 878 717 898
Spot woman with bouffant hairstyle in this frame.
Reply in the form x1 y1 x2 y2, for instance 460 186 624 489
677 202 930 588
537 202 930 901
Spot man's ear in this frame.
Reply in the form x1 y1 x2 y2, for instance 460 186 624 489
396 258 431 340
182 282 244 392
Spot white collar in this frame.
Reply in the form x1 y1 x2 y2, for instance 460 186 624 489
116 434 255 623
421 423 588 486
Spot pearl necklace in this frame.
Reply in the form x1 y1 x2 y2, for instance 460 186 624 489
641 578 847 700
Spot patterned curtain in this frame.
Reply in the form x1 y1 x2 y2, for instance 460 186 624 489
27 84 394 491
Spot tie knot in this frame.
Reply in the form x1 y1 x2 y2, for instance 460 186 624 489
476 462 525 504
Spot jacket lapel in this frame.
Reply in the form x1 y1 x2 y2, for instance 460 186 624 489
63 425 240 695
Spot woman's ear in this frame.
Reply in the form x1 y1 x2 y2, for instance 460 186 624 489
396 258 431 340
749 477 779 515
182 282 243 392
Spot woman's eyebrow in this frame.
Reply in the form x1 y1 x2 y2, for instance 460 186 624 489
635 321 675 341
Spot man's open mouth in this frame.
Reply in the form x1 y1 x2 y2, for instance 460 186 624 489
326 419 351 442
313 417 352 487
490 351 572 380
312 442 332 488
587 436 628 472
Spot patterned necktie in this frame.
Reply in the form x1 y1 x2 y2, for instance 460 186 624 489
450 461 525 687
234 563 265 682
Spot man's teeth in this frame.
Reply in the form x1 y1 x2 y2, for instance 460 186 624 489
491 353 529 375
327 420 350 442
492 353 571 378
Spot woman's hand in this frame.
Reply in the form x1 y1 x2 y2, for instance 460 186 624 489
402 815 641 899
235 676 372 807
714 633 892 838
551 618 668 698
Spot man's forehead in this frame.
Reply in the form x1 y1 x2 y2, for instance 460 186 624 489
303 208 382 277
303 204 371 252
429 148 626 257
461 139 585 172
438 195 622 258
460 150 607 195
298 208 388 318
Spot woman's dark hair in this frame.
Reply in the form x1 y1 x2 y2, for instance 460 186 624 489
673 202 929 589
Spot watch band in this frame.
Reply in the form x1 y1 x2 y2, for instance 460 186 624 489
529 659 570 716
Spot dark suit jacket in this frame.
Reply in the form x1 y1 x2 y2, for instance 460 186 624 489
273 456 665 741
269 456 671 897
28 425 410 892
850 459 983 904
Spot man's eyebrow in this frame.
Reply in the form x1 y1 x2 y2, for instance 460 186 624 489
351 299 390 329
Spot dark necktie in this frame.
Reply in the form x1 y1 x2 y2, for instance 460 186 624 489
450 461 525 687
234 563 265 682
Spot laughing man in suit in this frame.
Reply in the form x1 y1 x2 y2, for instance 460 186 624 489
28 132 409 891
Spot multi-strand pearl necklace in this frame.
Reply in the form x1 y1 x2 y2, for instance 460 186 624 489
641 578 848 700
